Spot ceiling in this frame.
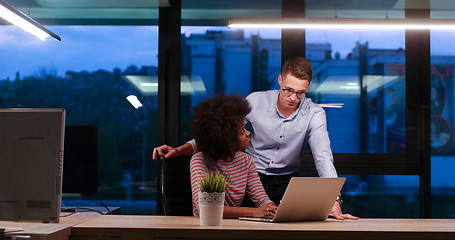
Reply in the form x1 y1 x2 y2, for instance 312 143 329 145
1 0 455 25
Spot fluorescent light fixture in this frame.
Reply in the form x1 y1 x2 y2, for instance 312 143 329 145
126 95 143 109
0 0 61 41
318 103 344 108
228 18 455 30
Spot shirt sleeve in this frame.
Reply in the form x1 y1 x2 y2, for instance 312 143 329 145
307 109 338 178
188 139 198 154
245 94 253 123
190 153 208 216
244 155 274 207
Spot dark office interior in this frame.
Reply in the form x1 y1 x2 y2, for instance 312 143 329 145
1 0 454 220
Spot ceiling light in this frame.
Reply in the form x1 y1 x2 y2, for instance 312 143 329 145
0 0 61 41
126 95 143 109
228 18 455 30
318 103 344 108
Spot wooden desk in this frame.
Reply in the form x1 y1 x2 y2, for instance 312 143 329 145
0 212 100 240
70 215 455 240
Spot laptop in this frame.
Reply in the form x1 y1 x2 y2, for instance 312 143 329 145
0 108 66 223
239 177 345 223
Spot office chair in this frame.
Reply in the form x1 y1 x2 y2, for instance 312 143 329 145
160 155 193 216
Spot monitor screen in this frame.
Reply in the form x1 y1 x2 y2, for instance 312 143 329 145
62 125 98 193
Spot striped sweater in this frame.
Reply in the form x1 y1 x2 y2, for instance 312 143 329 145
190 151 273 216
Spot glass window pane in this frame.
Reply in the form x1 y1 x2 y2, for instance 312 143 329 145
0 25 159 214
430 30 455 218
335 175 419 218
306 29 405 153
180 27 281 144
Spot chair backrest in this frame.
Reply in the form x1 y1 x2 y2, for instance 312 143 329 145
160 155 193 216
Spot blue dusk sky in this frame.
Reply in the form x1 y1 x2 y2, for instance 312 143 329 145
0 25 454 80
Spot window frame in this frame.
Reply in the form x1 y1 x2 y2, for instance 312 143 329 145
159 0 432 217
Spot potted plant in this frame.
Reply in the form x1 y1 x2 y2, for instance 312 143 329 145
198 170 228 226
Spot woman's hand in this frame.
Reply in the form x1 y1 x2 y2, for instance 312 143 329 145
223 203 278 218
250 203 278 218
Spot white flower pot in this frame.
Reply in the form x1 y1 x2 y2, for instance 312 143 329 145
199 191 225 226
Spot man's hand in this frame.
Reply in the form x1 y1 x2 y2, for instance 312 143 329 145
152 142 195 160
330 201 358 220
152 145 179 160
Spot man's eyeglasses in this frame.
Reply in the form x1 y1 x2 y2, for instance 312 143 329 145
282 88 306 99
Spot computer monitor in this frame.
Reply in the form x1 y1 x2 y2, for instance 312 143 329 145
62 125 98 194
0 108 65 223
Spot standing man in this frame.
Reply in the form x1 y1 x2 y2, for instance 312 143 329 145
153 56 357 220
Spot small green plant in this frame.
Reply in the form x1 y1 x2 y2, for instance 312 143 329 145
199 170 229 193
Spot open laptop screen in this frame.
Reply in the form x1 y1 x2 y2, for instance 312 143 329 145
239 177 345 223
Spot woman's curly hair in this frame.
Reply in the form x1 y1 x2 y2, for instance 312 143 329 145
191 93 251 161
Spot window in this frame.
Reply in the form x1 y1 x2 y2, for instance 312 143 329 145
0 25 159 214
339 175 419 218
180 27 281 143
430 30 455 218
303 0 420 218
305 32 405 154
304 28 416 217
180 0 282 144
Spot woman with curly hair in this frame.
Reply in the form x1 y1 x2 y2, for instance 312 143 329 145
190 93 277 218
